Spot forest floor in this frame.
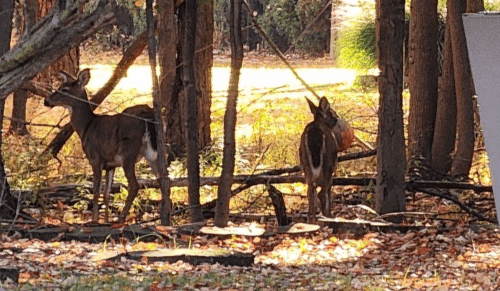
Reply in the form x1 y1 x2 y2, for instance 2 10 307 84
1 50 499 290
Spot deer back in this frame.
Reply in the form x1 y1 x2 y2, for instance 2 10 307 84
299 97 339 185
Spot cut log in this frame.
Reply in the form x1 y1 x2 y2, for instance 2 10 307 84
199 225 266 237
0 267 19 284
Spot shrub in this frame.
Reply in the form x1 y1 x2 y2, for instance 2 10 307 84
336 21 376 70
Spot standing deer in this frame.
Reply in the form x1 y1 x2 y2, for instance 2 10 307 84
299 97 338 223
44 69 161 223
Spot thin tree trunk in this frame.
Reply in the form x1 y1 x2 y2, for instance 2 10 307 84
449 0 474 176
215 0 243 227
432 17 456 174
375 0 406 215
146 0 171 226
9 0 36 136
184 0 204 223
407 0 438 167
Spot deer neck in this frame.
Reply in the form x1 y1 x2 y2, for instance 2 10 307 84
69 97 97 139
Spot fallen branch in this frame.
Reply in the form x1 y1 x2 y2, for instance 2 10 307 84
415 187 497 224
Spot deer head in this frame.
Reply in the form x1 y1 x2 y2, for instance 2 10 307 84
44 69 91 110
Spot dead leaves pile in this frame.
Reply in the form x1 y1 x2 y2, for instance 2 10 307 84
1 221 500 290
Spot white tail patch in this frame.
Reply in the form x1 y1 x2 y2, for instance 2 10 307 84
142 130 158 163
306 132 325 181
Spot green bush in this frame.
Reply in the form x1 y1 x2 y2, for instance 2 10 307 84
336 21 376 70
258 0 329 54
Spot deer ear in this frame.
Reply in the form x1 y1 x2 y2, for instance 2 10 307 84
59 71 73 83
319 97 331 112
77 69 90 87
305 97 317 115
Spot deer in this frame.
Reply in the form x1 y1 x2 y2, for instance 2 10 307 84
44 68 161 223
299 97 339 223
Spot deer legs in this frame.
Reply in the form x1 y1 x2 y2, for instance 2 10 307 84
307 182 332 223
118 158 140 223
92 166 102 222
103 168 115 223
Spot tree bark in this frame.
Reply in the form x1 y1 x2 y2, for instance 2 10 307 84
195 0 213 150
0 0 114 98
466 0 484 12
9 0 37 136
164 2 213 158
184 0 204 223
375 0 406 215
215 0 243 227
431 15 456 174
407 0 438 167
0 0 17 219
146 0 171 226
449 0 474 176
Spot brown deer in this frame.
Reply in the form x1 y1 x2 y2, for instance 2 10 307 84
299 97 338 223
44 69 161 223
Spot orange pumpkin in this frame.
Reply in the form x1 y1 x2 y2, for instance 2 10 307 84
333 119 354 152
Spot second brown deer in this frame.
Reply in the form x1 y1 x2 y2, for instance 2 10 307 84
299 97 338 223
44 69 161 223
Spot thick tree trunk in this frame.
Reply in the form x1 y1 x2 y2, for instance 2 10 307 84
0 0 17 219
184 0 204 223
215 0 243 227
195 1 213 149
165 2 212 158
375 0 406 215
431 17 456 174
450 0 475 176
407 0 438 168
466 0 484 12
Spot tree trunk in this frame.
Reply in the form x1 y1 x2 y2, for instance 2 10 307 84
407 0 438 169
375 0 406 215
36 0 80 80
466 0 484 12
195 0 213 150
10 0 38 136
157 0 176 227
165 2 212 158
215 0 243 227
431 14 456 174
450 0 475 176
0 0 17 219
10 0 80 136
146 0 171 226
184 0 205 223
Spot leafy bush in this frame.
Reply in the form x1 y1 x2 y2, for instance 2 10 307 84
257 0 330 54
336 21 376 70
